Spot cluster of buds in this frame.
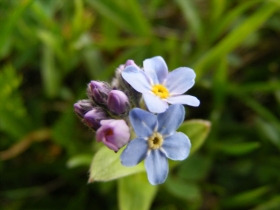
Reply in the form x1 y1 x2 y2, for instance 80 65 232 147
74 66 138 152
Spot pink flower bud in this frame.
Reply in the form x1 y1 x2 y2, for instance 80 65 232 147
107 90 130 114
83 108 108 130
96 120 130 152
124 60 136 67
87 81 112 104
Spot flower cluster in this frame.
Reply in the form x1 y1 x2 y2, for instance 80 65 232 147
74 56 200 185
74 81 131 152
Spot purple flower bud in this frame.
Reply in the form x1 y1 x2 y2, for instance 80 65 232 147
96 119 130 152
87 81 112 104
107 90 130 114
83 108 108 130
74 100 94 118
125 60 136 67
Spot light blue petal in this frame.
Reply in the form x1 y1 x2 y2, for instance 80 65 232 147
143 56 168 84
120 138 148 166
161 132 191 160
157 104 185 136
145 150 168 185
143 93 169 113
129 108 157 138
122 66 151 93
143 61 158 85
167 95 200 107
166 67 195 94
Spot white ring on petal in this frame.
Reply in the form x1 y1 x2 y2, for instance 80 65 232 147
143 93 169 113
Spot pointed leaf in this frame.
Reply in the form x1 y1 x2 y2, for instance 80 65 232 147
67 154 92 168
89 146 145 182
178 120 211 154
217 141 260 155
41 45 61 98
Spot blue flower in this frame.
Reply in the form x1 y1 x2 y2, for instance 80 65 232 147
122 56 200 113
120 104 191 185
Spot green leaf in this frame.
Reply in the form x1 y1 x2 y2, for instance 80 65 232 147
253 195 280 210
213 56 227 109
216 141 260 156
67 154 92 168
41 45 61 98
210 0 227 22
194 1 278 79
0 0 34 52
86 0 151 36
228 81 280 93
178 120 211 154
125 0 151 36
210 0 262 41
256 118 280 150
232 93 280 126
118 173 157 210
89 146 145 182
165 177 201 201
222 186 270 208
178 154 211 181
37 29 65 61
175 0 203 43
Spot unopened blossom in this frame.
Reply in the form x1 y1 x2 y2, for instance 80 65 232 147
83 107 108 130
74 100 94 119
121 56 200 113
111 60 138 88
96 119 130 152
107 90 130 115
121 104 191 185
87 81 112 104
124 60 137 67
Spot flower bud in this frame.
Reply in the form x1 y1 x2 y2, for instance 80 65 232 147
96 119 130 152
107 90 130 115
74 100 94 118
83 107 108 130
87 81 112 104
124 60 136 67
111 60 138 88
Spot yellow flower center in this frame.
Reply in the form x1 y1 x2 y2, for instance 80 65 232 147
148 132 163 150
151 84 169 99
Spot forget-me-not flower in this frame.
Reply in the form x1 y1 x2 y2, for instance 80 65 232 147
121 56 200 113
120 104 191 185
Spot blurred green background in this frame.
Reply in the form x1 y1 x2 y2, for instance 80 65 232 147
1 0 280 209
